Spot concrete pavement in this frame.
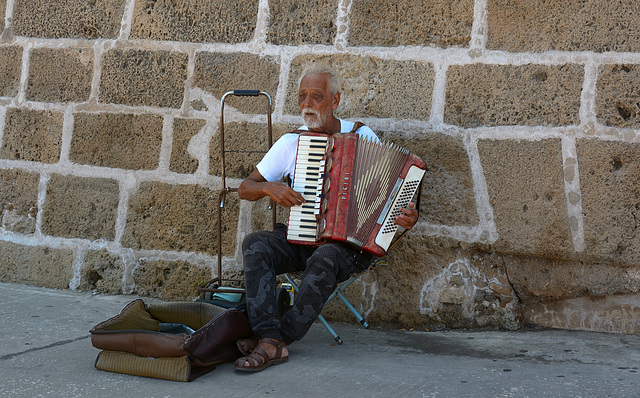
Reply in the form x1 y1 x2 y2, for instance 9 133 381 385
0 282 638 398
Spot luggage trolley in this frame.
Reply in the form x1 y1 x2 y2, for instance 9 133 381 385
197 90 276 306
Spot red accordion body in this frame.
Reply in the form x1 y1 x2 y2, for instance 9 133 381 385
287 131 428 257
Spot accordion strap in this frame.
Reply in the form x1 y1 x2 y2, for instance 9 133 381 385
349 121 365 134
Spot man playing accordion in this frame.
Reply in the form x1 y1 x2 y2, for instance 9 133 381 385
235 64 418 372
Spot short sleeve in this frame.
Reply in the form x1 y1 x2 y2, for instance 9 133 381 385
256 133 299 182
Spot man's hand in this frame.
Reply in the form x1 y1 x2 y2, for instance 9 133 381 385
394 202 418 229
263 182 306 207
238 169 305 207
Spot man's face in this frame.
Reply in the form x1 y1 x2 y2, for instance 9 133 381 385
298 73 340 131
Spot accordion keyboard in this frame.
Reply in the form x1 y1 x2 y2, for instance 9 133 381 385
287 134 329 243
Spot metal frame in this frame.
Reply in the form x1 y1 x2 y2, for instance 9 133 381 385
197 90 275 297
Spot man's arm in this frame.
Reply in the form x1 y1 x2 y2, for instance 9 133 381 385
238 169 306 207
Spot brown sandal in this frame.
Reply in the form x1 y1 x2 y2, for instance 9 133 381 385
236 336 259 356
234 337 289 372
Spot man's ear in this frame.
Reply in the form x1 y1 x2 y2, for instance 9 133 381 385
332 91 340 110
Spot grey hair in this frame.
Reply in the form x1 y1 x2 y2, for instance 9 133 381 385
298 63 341 96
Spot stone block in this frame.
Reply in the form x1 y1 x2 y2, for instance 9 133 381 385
41 174 119 241
27 48 93 103
132 259 212 300
0 46 22 98
577 139 640 264
130 0 258 43
1 108 64 163
70 112 163 170
133 258 211 300
12 0 125 39
378 131 478 226
523 293 640 335
210 122 296 179
285 55 435 121
350 0 474 48
505 255 588 303
78 249 124 294
495 252 640 307
170 117 205 174
99 49 188 108
487 0 640 53
585 263 640 297
477 139 574 258
193 52 280 114
596 64 640 128
122 182 238 255
0 169 39 234
445 64 583 127
0 241 74 289
267 0 337 45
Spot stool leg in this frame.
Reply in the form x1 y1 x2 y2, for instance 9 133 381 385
336 289 369 328
316 314 344 345
333 276 369 328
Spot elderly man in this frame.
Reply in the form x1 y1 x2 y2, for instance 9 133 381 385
234 64 418 372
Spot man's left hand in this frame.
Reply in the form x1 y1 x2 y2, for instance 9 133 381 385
394 202 418 229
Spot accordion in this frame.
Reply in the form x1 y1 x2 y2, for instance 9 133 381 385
287 131 428 257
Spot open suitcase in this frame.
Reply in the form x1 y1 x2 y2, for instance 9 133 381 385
90 90 274 381
90 300 252 382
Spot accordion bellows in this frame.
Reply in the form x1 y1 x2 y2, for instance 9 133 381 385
90 299 252 382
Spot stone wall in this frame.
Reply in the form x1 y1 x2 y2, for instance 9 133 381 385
1 0 639 334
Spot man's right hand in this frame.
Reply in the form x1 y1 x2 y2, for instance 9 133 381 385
262 182 306 207
238 169 305 207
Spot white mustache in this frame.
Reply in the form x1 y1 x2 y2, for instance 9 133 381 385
302 107 326 129
302 107 319 117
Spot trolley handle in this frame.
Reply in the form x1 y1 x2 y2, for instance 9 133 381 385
233 90 261 96
215 89 275 293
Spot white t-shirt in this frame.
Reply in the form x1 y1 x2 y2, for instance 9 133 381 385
256 120 378 182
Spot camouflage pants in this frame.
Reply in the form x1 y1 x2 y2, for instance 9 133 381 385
242 223 372 344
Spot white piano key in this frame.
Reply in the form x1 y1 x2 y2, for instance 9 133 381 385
288 227 318 236
288 221 318 230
